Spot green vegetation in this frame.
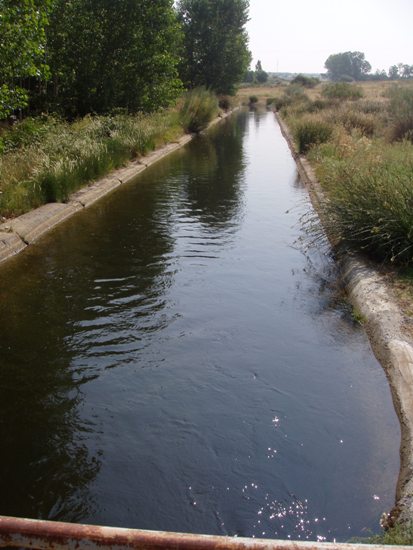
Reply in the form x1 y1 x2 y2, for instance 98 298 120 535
177 0 251 94
291 74 320 88
321 82 364 100
325 51 371 82
44 0 183 116
388 86 413 142
0 0 250 218
278 81 413 265
0 0 52 118
179 87 218 133
353 522 413 545
0 111 183 216
292 117 333 154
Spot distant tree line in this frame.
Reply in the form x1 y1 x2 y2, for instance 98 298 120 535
243 60 268 84
0 0 251 120
325 51 413 82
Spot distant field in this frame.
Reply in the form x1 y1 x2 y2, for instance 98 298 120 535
237 80 413 104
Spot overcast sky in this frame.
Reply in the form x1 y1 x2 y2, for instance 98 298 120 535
247 0 412 74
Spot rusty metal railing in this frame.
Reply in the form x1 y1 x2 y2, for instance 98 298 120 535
0 516 408 550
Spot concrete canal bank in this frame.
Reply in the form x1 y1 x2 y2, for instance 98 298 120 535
275 111 413 526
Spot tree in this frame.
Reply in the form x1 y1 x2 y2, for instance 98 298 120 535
389 65 400 80
177 0 251 95
255 60 268 83
0 0 51 118
44 0 183 116
325 51 371 81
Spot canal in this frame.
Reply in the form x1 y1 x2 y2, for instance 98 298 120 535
0 110 400 542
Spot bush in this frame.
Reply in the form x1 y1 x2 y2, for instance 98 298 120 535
306 99 328 113
179 87 218 133
319 140 413 264
293 117 333 154
249 95 258 104
218 95 233 112
322 82 363 100
291 74 320 88
388 86 413 142
327 105 376 137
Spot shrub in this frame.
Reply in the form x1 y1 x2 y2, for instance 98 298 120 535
327 105 376 137
322 82 363 101
293 117 333 154
249 95 258 104
291 74 320 88
306 99 328 113
388 86 413 142
179 87 218 133
218 96 233 112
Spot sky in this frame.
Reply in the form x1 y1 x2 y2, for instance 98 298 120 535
247 0 413 74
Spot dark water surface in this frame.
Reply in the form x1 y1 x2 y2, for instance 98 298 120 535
0 111 399 541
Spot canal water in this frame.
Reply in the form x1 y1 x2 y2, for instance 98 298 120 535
0 111 399 541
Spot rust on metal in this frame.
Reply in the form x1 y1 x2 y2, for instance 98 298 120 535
0 516 410 550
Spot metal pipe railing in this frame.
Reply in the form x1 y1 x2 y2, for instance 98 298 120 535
0 516 409 550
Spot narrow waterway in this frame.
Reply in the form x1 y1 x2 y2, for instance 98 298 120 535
0 111 399 542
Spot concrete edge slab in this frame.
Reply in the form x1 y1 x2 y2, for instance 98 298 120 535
70 175 123 208
275 111 413 524
0 228 27 263
10 202 83 244
0 111 236 265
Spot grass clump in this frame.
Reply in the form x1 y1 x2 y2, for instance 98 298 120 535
293 117 333 154
179 87 218 133
357 522 413 545
315 139 413 264
388 85 413 142
322 82 363 101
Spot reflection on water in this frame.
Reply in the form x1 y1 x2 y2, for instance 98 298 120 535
0 112 399 540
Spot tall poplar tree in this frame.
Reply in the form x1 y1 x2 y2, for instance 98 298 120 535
177 0 251 95
45 0 183 116
0 0 51 118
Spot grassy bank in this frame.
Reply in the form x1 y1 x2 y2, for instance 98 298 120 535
271 80 413 267
0 88 220 219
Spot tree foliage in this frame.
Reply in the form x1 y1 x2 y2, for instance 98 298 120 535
0 0 51 117
325 51 371 81
389 63 413 80
177 0 251 95
45 0 183 116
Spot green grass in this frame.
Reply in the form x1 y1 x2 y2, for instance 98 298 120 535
0 109 186 216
